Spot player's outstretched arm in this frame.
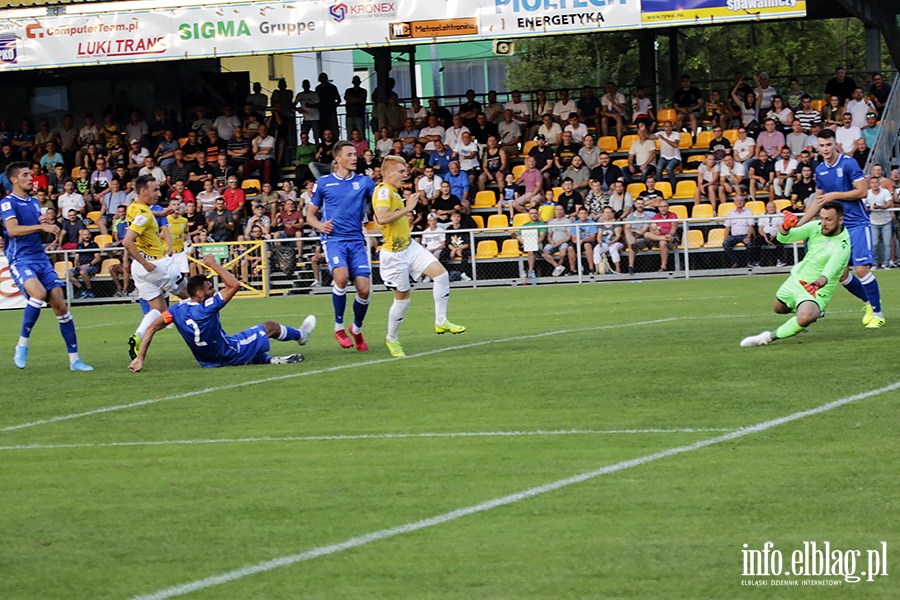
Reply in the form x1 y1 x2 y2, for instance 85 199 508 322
202 253 241 303
3 216 58 238
128 315 168 372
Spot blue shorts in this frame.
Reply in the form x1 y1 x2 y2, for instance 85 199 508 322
847 224 875 266
322 238 371 280
202 325 271 368
8 260 64 298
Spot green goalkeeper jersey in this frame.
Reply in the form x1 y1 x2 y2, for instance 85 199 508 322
777 220 851 297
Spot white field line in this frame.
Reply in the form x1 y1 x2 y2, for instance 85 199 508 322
0 318 678 435
0 428 735 452
130 379 900 600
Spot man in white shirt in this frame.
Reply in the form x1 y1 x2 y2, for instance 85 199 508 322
655 120 681 190
420 213 446 259
756 200 786 266
537 113 563 146
624 128 657 184
693 153 721 212
754 72 777 114
58 180 86 217
453 131 480 175
138 156 167 186
722 195 760 267
772 146 798 199
600 82 626 141
835 114 861 155
866 176 894 268
418 114 445 152
497 110 523 152
505 90 530 129
718 154 746 204
552 89 577 126
213 106 242 141
295 79 320 141
416 166 443 202
845 87 876 129
563 113 588 144
443 114 469 150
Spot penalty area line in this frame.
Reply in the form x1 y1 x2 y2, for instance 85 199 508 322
130 379 900 600
0 318 677 435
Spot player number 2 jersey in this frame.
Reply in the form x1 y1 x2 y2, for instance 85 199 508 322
373 183 411 252
164 293 234 368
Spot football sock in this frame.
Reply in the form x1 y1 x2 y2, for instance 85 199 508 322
387 298 410 342
277 324 302 341
774 317 805 340
432 272 450 324
19 297 44 343
352 295 369 332
332 284 347 330
860 272 882 316
840 273 868 304
136 309 161 339
56 312 79 363
139 298 150 315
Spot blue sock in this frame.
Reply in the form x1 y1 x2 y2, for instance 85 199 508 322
860 272 882 314
57 312 78 354
353 296 370 330
841 274 868 303
19 297 44 343
277 325 302 341
332 284 347 327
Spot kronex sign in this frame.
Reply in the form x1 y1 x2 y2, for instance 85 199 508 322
494 0 628 11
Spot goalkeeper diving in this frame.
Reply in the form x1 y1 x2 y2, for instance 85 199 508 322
740 201 851 347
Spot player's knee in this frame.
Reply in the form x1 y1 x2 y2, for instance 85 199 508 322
261 321 280 336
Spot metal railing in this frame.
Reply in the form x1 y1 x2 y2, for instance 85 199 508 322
865 73 900 174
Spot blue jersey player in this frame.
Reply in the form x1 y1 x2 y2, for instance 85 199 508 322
2 162 92 370
128 254 316 371
307 140 376 351
800 128 883 328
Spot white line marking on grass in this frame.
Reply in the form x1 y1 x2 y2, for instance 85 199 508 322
0 428 735 452
131 379 900 600
0 318 678 434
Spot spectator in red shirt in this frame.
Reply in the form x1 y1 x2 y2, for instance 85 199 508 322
222 176 246 220
644 200 680 272
276 198 305 253
30 162 49 195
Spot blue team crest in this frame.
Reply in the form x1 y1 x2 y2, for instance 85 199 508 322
837 167 843 178
352 181 360 190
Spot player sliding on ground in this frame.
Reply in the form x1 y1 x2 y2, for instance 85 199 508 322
374 155 465 358
128 254 316 371
740 201 850 347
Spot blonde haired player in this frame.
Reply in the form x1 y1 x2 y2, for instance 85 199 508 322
375 155 465 357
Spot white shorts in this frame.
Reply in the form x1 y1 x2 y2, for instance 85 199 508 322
379 240 438 292
172 250 189 274
132 255 187 301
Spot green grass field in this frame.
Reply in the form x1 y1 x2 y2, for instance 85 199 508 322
1 273 898 599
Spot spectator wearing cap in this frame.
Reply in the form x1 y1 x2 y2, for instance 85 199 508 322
244 203 272 238
861 112 882 148
127 138 150 176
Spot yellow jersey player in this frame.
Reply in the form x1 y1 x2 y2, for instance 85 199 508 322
166 197 190 277
374 155 465 358
122 175 190 359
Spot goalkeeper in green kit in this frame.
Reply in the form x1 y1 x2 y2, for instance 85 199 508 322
741 200 851 347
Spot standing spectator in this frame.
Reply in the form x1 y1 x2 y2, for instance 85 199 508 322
655 120 681 190
440 211 473 280
270 79 295 146
246 82 268 115
722 195 759 267
631 86 656 132
673 75 704 138
600 82 626 141
344 76 368 136
100 178 128 236
824 67 857 106
869 73 891 116
76 113 101 168
754 72 777 114
576 85 601 133
316 73 341 139
866 176 894 269
623 128 657 184
295 79 320 142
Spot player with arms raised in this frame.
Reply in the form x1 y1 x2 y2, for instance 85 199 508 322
374 155 465 358
128 254 316 371
3 162 92 370
306 141 376 351
740 201 850 346
800 128 883 328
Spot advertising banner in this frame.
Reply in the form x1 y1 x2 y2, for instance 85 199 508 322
481 0 643 38
641 0 807 26
0 256 27 310
323 0 481 47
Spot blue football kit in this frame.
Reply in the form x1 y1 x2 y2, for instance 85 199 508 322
310 172 375 279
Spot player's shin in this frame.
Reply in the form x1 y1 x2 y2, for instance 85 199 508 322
351 295 369 334
432 272 450 324
277 324 303 341
332 284 347 330
859 272 882 316
840 272 869 303
57 312 79 363
774 317 806 340
387 298 410 342
19 297 44 347
136 309 161 339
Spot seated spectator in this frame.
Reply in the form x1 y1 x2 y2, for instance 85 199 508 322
852 137 870 169
645 200 680 271
785 120 807 158
211 153 237 191
205 197 235 241
543 204 576 276
607 180 633 219
748 149 775 202
484 90 504 124
845 87 876 128
197 178 223 214
127 139 150 176
244 123 276 182
513 206 547 280
561 154 590 191
420 213 447 258
58 208 86 249
183 201 206 243
772 146 798 199
734 126 757 172
578 134 601 169
623 128 657 184
722 196 760 267
105 133 129 170
791 164 816 210
631 86 656 132
138 156 166 187
822 95 845 130
754 72 777 115
375 127 394 159
407 142 429 178
766 96 793 132
39 142 63 171
90 158 113 210
785 77 806 112
221 176 245 219
255 181 280 217
180 130 203 163
165 149 190 190
567 206 598 272
478 135 507 191
757 118 786 157
869 73 891 116
397 118 419 154
203 129 228 164
99 178 127 237
674 75 704 138
471 112 499 145
244 203 272 238
227 127 252 169
274 198 305 251
428 140 453 175
417 165 443 203
835 114 861 155
554 130 581 175
512 155 543 212
638 175 666 209
528 134 557 185
861 112 882 148
536 113 562 146
190 109 213 139
418 114 445 152
593 206 623 274
709 126 731 162
34 121 56 158
58 179 86 217
497 110 522 153
730 82 760 134
623 197 656 274
600 82 626 141
427 97 453 129
497 172 521 219
564 112 588 144
458 89 482 127
47 163 70 203
440 211 473 280
69 229 101 299
75 113 101 168
703 89 727 131
444 114 470 149
655 120 681 190
453 131 480 183
556 177 582 217
505 90 530 130
432 180 463 227
693 153 721 212
443 162 470 212
170 179 196 206
187 153 215 196
719 154 746 203
795 94 822 133
588 151 624 194
12 118 35 161
757 200 786 266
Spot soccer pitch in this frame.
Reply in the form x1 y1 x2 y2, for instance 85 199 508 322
1 274 898 599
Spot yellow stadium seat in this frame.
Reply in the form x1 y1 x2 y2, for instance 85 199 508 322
598 136 619 153
674 180 698 199
745 200 765 216
70 166 82 180
704 228 726 247
470 215 484 229
241 179 261 193
364 220 379 231
511 165 526 180
691 204 714 219
93 234 113 248
654 181 673 198
54 261 72 278
473 190 496 208
681 229 705 249
474 240 498 259
552 186 563 201
694 131 714 149
98 258 120 276
656 108 677 124
619 135 638 152
723 129 739 144
679 132 693 149
717 202 736 218
627 183 646 198
498 238 523 258
486 214 509 229
613 159 629 168
512 213 531 228
774 199 792 211
178 137 188 147
810 99 826 113
667 204 688 219
539 204 555 222
521 140 537 156
85 210 102 230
